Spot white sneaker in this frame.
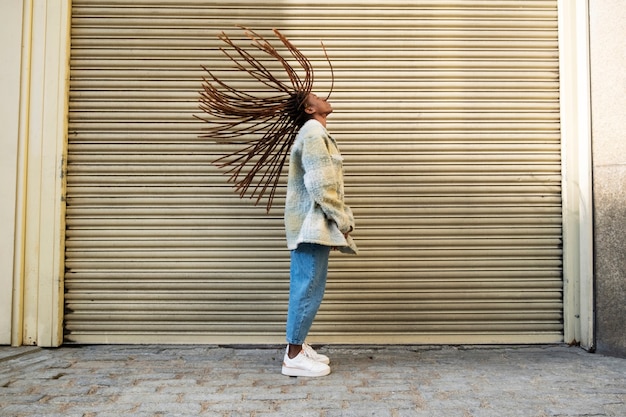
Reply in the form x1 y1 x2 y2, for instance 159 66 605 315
302 343 330 365
282 351 331 377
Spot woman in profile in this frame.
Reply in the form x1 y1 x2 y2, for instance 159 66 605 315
198 28 357 378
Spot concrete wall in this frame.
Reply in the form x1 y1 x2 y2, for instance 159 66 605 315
589 0 626 357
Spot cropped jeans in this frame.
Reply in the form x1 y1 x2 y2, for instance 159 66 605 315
286 243 331 345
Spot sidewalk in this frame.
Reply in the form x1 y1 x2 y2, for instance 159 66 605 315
1 344 625 416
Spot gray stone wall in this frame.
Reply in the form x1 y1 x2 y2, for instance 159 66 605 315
589 0 626 357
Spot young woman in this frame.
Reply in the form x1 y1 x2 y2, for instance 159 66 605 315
282 93 356 377
199 29 357 378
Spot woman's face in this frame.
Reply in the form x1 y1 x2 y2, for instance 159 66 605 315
305 93 333 116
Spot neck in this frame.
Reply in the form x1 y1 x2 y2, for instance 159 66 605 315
310 113 328 127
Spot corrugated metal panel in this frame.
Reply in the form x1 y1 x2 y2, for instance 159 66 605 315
65 0 563 344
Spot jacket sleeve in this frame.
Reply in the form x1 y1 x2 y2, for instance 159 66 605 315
300 128 354 234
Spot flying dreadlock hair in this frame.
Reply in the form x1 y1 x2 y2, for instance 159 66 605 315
197 27 334 212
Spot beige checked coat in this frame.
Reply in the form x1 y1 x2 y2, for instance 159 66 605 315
284 119 357 254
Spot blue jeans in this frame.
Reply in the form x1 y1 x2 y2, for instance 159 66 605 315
286 243 331 345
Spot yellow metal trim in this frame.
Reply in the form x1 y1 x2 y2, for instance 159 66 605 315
0 0 27 346
19 0 71 347
558 0 594 350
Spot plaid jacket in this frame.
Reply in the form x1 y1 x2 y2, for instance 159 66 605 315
284 119 357 254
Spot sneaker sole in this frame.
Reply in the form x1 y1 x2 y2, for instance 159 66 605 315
281 365 331 377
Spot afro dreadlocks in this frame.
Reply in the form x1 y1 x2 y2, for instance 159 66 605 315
197 27 333 212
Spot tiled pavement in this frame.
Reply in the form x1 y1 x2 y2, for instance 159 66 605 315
1 344 625 416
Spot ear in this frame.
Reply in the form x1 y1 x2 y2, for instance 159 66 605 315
304 105 315 115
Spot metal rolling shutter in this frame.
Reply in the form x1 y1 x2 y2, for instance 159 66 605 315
65 0 563 344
